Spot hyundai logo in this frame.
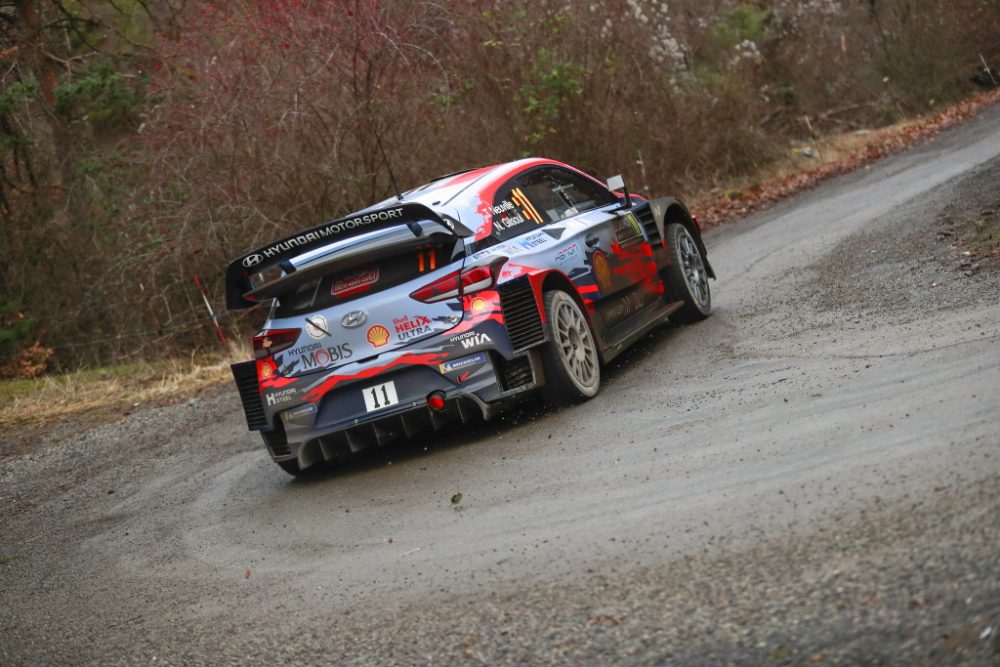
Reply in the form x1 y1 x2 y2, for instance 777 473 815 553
341 310 368 329
242 253 264 269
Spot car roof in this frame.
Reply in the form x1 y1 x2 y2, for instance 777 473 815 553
355 157 611 244
227 157 615 309
366 157 577 211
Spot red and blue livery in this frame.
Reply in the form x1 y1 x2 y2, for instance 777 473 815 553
226 158 715 475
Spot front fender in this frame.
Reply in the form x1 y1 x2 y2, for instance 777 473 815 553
648 197 716 279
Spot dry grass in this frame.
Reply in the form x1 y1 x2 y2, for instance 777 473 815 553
0 343 249 430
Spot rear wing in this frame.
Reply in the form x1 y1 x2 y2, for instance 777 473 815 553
225 203 470 310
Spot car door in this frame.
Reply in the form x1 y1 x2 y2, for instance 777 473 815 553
504 167 658 305
504 166 663 328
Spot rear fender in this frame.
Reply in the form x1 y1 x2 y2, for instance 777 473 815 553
500 268 597 338
538 269 611 359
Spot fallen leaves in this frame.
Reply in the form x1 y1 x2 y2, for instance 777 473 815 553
0 342 54 380
585 614 621 627
694 89 1000 231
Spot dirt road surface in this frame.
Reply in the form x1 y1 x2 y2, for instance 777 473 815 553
2 107 999 666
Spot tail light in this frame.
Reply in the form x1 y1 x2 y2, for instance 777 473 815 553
410 257 508 303
426 390 447 411
253 328 301 360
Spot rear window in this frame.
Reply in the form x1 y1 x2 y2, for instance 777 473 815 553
273 243 454 318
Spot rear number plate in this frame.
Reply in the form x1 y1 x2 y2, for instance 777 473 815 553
363 381 399 413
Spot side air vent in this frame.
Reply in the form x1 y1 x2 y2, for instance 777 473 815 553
498 278 545 351
497 355 534 391
634 205 661 248
262 425 291 457
231 361 268 431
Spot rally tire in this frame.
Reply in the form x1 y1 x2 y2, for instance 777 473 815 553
664 223 712 322
539 290 601 407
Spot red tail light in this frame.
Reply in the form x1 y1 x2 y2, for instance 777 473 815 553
427 391 447 411
253 328 301 360
410 257 507 303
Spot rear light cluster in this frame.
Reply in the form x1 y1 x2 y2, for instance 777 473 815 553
410 257 508 303
253 328 300 360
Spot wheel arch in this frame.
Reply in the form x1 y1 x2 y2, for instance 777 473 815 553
537 269 609 361
650 197 716 279
539 271 589 318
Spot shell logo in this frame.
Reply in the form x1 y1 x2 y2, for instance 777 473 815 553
592 251 612 292
366 324 390 348
471 297 489 313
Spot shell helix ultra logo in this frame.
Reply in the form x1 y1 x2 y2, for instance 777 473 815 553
366 324 390 348
471 297 489 313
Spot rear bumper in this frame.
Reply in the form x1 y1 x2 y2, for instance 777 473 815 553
249 349 543 469
285 394 495 469
231 275 550 469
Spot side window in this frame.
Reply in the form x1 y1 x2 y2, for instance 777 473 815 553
528 167 617 222
489 167 617 243
489 179 550 242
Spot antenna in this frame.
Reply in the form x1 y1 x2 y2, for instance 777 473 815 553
374 129 403 201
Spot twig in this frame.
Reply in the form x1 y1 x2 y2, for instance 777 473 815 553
980 54 998 87
42 50 86 67
819 103 862 120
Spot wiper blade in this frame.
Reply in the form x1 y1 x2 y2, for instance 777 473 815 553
305 316 331 337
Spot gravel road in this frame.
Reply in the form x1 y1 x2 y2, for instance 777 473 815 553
2 106 999 666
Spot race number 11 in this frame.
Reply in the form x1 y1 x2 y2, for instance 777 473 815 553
363 381 399 412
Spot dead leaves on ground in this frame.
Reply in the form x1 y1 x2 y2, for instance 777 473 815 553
695 89 1000 230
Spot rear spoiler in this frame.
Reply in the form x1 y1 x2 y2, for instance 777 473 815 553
225 202 471 310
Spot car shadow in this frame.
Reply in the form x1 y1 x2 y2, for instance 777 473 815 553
286 320 688 484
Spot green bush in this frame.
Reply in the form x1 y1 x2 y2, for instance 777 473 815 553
517 49 586 145
54 62 145 130
0 77 38 117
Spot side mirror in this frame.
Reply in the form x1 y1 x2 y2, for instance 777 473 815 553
606 174 631 209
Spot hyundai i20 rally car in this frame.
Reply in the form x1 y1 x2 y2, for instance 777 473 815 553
226 158 715 475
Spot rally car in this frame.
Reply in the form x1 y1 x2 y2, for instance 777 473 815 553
226 158 715 475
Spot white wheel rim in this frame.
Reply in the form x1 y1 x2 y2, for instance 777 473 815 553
678 229 709 307
553 298 598 389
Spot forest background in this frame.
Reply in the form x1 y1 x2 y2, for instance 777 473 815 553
1 0 998 376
